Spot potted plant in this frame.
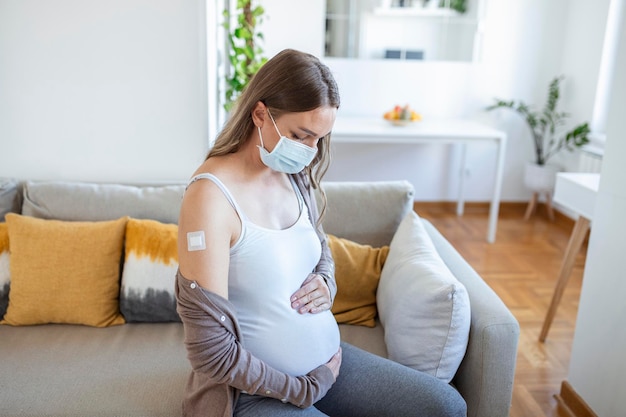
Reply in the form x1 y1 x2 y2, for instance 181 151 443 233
422 0 466 13
486 76 590 219
223 0 267 112
486 76 590 192
439 0 467 14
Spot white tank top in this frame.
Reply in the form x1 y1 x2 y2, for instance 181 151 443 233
188 173 340 376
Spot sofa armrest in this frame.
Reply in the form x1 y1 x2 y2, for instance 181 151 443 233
422 219 520 417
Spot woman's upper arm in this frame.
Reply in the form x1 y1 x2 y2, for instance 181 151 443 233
177 181 238 299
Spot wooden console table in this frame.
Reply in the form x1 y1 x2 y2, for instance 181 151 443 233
539 172 600 342
331 117 507 243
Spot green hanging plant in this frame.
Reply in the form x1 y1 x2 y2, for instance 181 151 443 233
223 0 268 112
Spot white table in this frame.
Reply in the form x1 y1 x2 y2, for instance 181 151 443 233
331 117 507 243
539 172 600 342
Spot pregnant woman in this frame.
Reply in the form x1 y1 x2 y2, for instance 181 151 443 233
175 49 466 417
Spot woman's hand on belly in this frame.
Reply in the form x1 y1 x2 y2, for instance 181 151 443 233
290 273 331 314
323 347 342 382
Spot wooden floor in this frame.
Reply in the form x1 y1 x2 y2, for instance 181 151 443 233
413 201 587 417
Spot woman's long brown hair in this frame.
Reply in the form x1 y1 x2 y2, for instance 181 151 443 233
208 49 340 220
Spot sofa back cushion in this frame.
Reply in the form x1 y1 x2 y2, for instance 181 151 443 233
22 181 185 224
319 181 414 248
0 178 22 221
8 179 414 325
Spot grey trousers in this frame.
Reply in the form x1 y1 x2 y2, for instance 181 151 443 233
234 342 467 417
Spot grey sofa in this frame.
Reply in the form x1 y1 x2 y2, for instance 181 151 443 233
0 179 519 417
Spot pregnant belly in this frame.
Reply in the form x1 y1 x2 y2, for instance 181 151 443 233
239 308 340 376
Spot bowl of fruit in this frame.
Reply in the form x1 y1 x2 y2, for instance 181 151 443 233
383 105 422 126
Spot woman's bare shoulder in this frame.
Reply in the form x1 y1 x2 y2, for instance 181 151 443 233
184 158 233 206
180 175 232 224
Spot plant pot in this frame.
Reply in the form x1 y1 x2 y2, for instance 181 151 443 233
523 162 561 193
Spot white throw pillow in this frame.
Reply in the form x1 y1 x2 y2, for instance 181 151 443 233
377 211 470 383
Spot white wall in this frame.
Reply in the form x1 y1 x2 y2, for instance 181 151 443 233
559 1 608 133
260 0 326 58
0 0 208 183
321 59 490 200
567 1 626 415
554 0 611 172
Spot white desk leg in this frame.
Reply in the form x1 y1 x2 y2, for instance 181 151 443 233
457 143 467 217
488 135 506 243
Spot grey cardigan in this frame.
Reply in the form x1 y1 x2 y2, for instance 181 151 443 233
290 172 336 301
175 172 337 417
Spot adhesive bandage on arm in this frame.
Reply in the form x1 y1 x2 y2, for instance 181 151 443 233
187 231 206 252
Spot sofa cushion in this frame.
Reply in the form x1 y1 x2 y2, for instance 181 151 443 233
21 180 185 224
319 181 414 248
120 219 180 322
1 214 127 327
0 223 9 319
377 211 471 383
0 323 189 417
0 178 22 221
338 321 388 358
328 234 389 327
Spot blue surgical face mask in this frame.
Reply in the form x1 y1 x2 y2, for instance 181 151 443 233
257 111 318 174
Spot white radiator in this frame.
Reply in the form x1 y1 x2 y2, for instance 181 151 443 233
577 148 603 173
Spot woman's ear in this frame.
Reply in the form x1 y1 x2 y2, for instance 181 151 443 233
251 101 267 128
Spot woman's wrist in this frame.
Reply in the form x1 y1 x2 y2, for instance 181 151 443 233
317 272 331 287
316 272 335 303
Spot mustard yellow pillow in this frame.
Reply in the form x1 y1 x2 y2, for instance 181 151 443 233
1 214 127 327
328 234 389 327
